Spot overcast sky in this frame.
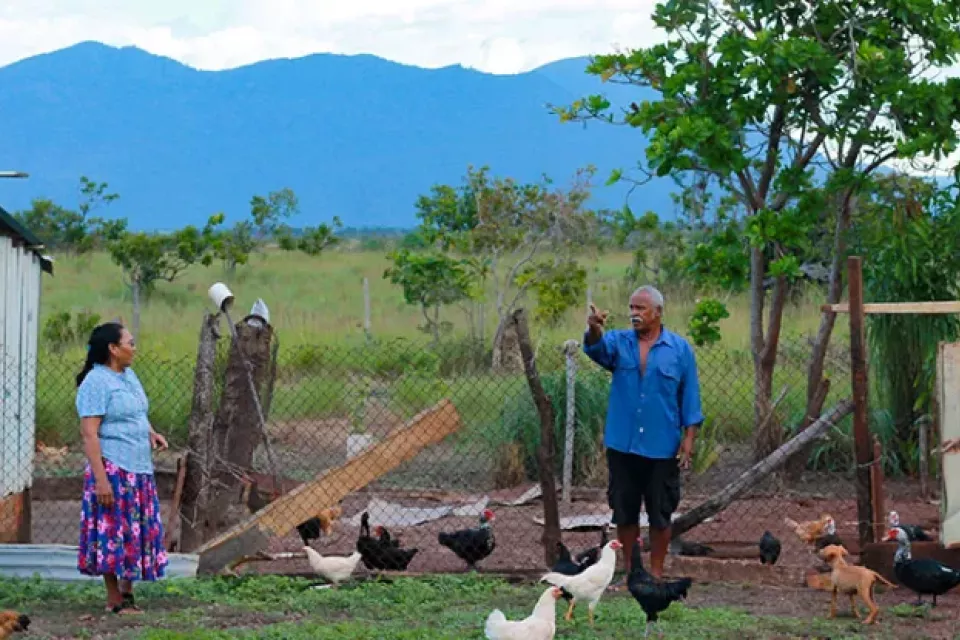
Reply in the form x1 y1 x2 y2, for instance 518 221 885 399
0 0 664 73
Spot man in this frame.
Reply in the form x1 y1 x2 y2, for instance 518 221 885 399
582 285 704 585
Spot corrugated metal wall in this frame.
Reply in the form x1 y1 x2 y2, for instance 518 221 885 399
0 234 41 498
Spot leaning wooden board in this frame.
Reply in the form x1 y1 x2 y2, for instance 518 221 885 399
196 399 462 575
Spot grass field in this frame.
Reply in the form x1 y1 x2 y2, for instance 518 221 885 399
1 573 951 639
40 248 839 356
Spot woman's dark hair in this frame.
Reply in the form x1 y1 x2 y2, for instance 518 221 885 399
76 322 125 387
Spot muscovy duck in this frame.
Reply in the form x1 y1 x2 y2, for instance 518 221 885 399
884 527 960 606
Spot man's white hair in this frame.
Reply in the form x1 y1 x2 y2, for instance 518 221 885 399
631 285 665 310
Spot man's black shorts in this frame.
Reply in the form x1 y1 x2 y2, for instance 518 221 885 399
606 448 680 529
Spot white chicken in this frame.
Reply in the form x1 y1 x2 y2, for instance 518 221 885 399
484 585 563 640
539 538 622 625
303 546 361 587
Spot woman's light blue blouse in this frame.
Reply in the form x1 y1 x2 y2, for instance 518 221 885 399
75 363 154 474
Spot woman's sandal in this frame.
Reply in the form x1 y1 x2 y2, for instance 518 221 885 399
104 593 143 615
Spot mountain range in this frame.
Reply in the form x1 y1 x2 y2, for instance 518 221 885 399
0 42 675 232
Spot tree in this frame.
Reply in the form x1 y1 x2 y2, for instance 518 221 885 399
855 174 960 472
107 214 224 338
250 188 299 241
557 0 960 459
13 175 121 254
211 220 257 274
276 216 343 256
415 165 600 368
383 249 476 343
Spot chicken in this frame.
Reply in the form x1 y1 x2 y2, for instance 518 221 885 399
784 513 833 545
0 611 29 639
573 527 608 569
296 504 343 546
375 525 401 548
35 442 68 465
438 509 496 570
759 530 781 565
887 510 933 542
884 527 960 607
550 542 585 576
540 539 623 626
240 478 343 546
813 517 844 551
357 512 419 571
303 546 361 587
626 537 692 637
483 585 564 640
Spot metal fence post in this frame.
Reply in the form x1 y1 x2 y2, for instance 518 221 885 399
562 339 578 507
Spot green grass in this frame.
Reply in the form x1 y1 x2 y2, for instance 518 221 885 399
0 574 927 639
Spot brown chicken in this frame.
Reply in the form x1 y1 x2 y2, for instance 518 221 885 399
0 611 30 639
784 513 834 545
940 438 960 455
818 544 895 625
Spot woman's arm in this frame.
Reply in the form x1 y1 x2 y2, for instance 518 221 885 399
80 416 108 483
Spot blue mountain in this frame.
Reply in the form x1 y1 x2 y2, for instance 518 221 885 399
0 41 679 231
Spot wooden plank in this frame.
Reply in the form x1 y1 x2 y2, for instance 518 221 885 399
822 301 960 314
938 342 960 549
196 398 462 575
164 456 187 551
848 256 875 547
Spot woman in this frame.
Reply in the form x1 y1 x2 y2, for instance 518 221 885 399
75 322 169 614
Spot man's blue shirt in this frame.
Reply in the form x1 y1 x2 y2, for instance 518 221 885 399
583 326 704 459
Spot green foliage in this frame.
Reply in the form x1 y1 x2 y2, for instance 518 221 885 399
854 174 960 468
107 214 224 296
383 249 477 342
13 176 122 254
497 367 610 484
687 298 730 347
518 258 587 328
555 0 960 305
405 165 600 345
211 219 257 272
276 216 343 256
41 309 102 353
250 187 299 238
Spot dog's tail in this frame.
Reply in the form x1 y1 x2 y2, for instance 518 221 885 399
872 571 897 588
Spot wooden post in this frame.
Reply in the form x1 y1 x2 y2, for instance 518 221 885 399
848 256 875 547
871 436 885 542
179 312 221 552
512 308 561 568
919 417 930 500
363 277 372 339
561 340 578 507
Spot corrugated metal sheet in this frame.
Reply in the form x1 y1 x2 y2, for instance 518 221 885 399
0 545 198 581
0 233 42 497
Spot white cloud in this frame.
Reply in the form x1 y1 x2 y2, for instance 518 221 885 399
0 0 664 73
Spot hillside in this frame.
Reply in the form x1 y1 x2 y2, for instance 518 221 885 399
0 42 671 231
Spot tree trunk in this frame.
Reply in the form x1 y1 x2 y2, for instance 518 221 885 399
179 312 221 551
203 317 276 540
750 244 789 461
511 308 561 568
786 192 856 478
492 314 523 373
671 399 854 538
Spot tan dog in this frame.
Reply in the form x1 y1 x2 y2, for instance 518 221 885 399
818 544 895 624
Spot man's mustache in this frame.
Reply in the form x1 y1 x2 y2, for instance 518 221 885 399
630 315 643 323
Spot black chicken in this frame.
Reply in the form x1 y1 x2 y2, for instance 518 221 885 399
668 537 713 557
626 538 692 637
437 508 496 570
885 527 960 606
888 510 934 542
375 525 401 548
759 530 781 565
241 478 340 547
551 541 585 575
356 512 419 571
573 527 608 569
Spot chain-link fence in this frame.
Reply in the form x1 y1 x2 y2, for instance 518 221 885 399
2 327 941 577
